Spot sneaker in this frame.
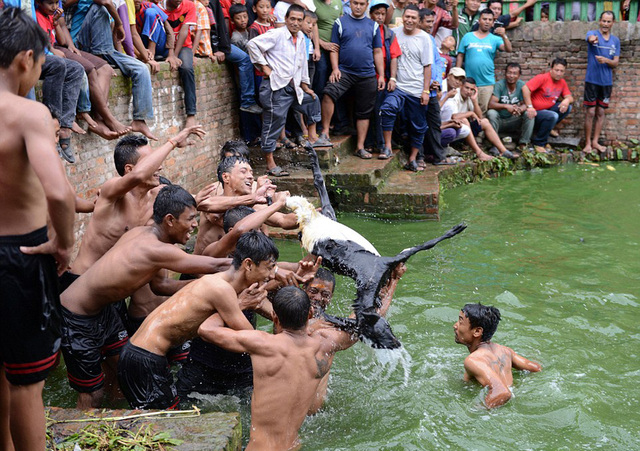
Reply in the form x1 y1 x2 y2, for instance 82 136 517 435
487 146 500 157
240 104 263 114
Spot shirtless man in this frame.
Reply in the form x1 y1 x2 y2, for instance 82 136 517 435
453 303 542 408
118 230 282 409
199 286 342 450
305 264 405 414
194 155 297 254
60 185 231 408
65 126 204 286
0 9 75 450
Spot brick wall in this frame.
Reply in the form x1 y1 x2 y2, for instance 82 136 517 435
494 21 640 144
65 60 239 246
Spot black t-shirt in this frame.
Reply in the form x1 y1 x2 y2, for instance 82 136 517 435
471 13 511 33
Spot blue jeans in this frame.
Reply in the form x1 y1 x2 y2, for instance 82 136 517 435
178 47 196 116
312 49 330 98
226 44 256 109
40 55 84 129
381 88 428 149
532 102 572 146
78 4 154 120
77 73 91 114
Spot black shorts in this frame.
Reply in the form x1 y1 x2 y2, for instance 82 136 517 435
127 315 191 364
58 270 79 294
61 304 128 393
584 82 612 109
323 72 378 119
176 356 253 399
118 342 178 410
0 227 61 385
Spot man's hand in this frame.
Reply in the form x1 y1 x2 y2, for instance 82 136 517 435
525 106 537 119
595 55 607 64
272 190 290 203
148 59 160 74
471 87 478 102
215 51 226 63
52 48 66 58
195 183 218 205
377 77 385 91
391 262 407 280
450 119 462 129
263 65 273 78
430 80 440 92
588 34 598 45
21 237 72 277
387 78 397 92
329 68 341 83
296 255 322 284
558 100 570 114
173 124 206 144
114 24 126 43
313 47 321 62
320 40 339 53
167 55 182 71
420 91 430 106
238 282 268 311
494 26 506 36
252 179 275 204
302 85 317 99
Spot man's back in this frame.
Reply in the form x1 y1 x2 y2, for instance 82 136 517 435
464 342 514 387
248 330 330 450
0 96 51 236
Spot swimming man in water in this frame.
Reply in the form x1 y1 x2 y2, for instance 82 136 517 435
453 303 541 408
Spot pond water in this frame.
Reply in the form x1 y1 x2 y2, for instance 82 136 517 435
44 163 640 449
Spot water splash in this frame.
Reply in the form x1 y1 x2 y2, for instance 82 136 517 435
356 341 413 386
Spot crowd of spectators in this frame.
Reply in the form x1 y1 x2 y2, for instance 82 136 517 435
0 0 625 171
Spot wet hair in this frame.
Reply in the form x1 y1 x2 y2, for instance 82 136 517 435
600 10 614 20
114 135 148 176
480 8 495 18
232 230 279 269
419 8 435 20
403 4 420 15
0 8 50 69
223 205 256 233
309 267 335 290
152 185 196 224
461 303 501 342
273 286 310 330
220 139 249 158
286 4 305 17
465 77 477 86
304 9 318 20
505 62 521 73
159 175 173 186
229 3 248 19
216 155 250 185
550 57 567 68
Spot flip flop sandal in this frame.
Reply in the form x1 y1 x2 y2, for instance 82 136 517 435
355 148 372 159
281 137 297 149
267 165 290 177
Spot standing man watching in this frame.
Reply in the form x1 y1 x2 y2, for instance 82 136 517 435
456 8 511 114
583 11 619 156
317 0 385 159
247 4 325 177
379 5 433 172
0 9 75 450
454 0 481 44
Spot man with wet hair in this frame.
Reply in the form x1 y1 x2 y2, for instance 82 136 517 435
60 185 231 409
118 230 281 409
0 8 76 450
453 303 541 408
199 286 341 450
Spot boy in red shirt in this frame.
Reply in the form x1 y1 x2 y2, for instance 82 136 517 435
162 0 198 130
522 57 574 153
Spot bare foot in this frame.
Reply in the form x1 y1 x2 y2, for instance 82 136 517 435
78 112 98 129
131 120 158 141
478 152 494 162
88 119 120 140
103 116 132 136
592 141 607 154
583 143 594 155
71 121 87 135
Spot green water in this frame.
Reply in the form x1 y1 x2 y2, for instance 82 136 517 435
44 163 640 449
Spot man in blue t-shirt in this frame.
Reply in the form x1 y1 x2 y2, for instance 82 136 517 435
318 0 385 159
456 8 510 114
583 11 620 156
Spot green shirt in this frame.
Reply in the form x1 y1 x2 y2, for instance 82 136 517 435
492 79 525 119
455 8 480 44
314 0 343 42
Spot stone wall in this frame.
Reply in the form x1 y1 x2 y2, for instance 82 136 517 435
65 60 239 244
494 21 640 144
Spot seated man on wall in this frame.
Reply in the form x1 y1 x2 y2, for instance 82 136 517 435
486 62 534 153
440 77 514 160
522 57 574 154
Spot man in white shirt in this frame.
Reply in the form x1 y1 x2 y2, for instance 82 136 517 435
247 4 325 177
379 5 433 172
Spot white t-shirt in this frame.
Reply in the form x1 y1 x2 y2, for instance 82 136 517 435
441 90 473 122
274 0 316 23
394 28 434 98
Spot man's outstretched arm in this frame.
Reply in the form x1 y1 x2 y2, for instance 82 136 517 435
464 358 512 408
198 313 270 354
511 349 542 373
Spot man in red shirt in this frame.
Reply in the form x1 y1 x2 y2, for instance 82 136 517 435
423 0 458 37
162 0 198 132
522 57 574 153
